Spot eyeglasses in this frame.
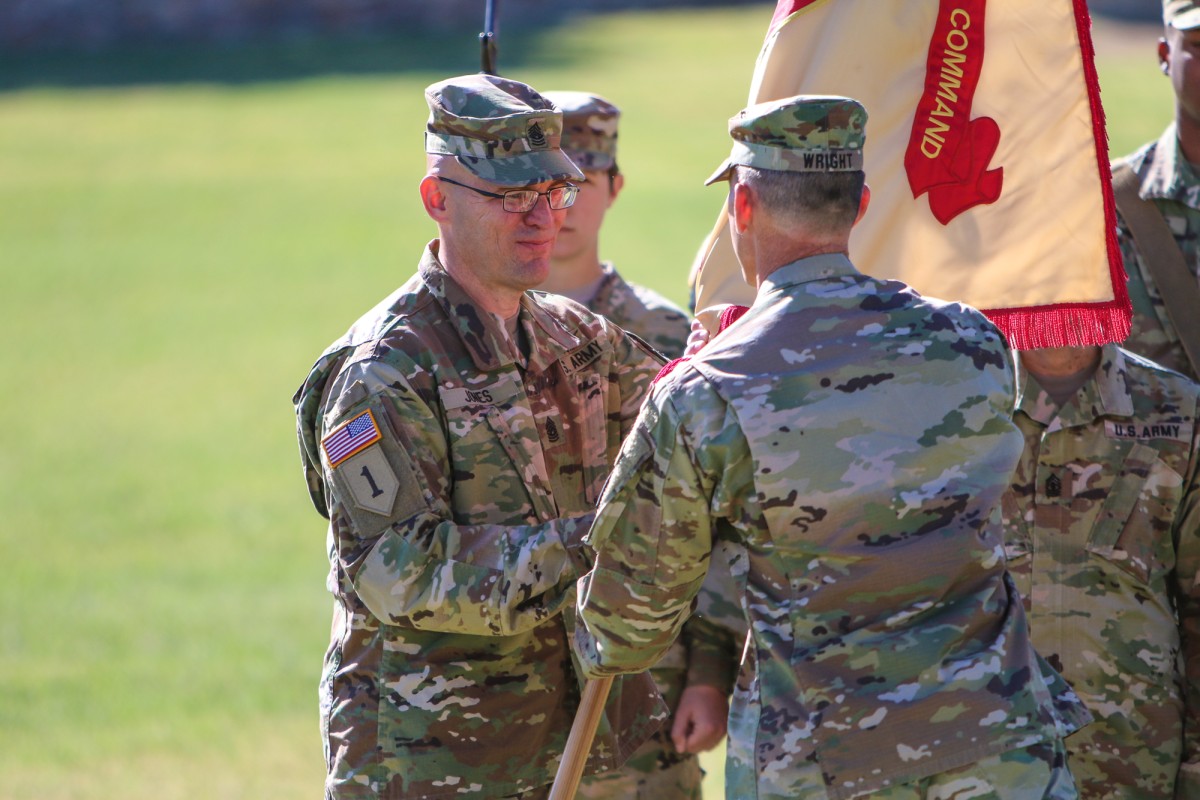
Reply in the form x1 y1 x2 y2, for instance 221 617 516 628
438 176 579 213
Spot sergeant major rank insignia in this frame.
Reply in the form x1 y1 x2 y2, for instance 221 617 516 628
527 120 548 148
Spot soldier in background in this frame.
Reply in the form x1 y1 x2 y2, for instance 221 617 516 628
573 94 1090 799
293 74 667 800
540 91 691 358
1113 0 1200 380
539 90 742 800
1001 343 1200 797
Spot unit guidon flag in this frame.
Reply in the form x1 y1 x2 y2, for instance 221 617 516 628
690 0 1130 349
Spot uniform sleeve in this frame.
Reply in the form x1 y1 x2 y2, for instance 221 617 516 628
574 381 729 677
682 543 747 693
319 361 593 639
610 323 666 439
679 614 740 695
1174 413 1200 798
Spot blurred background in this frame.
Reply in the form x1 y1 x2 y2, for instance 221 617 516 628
0 1 1170 797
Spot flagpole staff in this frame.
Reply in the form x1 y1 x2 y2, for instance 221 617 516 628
479 0 499 75
547 675 614 800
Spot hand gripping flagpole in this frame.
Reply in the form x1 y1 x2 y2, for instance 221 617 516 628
479 0 499 75
547 675 614 800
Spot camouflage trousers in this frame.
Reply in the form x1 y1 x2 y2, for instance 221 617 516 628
770 738 1076 800
577 666 704 800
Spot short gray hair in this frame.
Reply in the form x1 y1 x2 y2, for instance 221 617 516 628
734 165 864 231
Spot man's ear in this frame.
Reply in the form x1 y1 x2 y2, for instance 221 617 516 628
420 175 448 222
731 182 754 233
1159 37 1171 75
608 172 625 207
855 184 871 226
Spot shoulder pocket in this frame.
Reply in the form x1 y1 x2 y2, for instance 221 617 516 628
324 399 429 539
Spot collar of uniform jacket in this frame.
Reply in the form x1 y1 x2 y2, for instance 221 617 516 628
1015 342 1135 429
757 252 862 297
417 240 584 373
1130 122 1200 210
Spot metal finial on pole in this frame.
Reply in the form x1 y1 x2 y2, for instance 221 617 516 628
480 0 500 75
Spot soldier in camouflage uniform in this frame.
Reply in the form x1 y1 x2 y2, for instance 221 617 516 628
540 91 691 358
292 74 669 800
1001 343 1200 797
1114 0 1200 380
572 95 1091 799
537 90 741 800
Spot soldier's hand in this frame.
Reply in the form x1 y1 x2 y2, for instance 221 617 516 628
689 304 750 356
670 684 728 753
684 318 712 357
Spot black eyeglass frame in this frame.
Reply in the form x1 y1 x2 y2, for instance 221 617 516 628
437 176 579 213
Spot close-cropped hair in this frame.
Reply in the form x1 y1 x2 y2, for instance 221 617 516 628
734 165 865 231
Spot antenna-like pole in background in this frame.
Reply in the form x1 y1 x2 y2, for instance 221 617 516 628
480 0 499 75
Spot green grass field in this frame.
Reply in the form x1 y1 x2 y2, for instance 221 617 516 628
0 8 1171 799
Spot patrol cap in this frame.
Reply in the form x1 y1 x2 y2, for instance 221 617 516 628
542 91 620 172
1165 0 1200 30
705 94 868 186
424 74 585 187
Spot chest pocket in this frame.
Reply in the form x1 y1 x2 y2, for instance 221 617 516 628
440 375 555 524
1085 441 1182 586
573 372 611 507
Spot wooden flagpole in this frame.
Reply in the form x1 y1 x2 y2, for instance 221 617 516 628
547 676 614 800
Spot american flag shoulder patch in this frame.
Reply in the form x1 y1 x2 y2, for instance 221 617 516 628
322 409 382 468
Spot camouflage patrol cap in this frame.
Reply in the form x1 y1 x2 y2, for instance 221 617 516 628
424 74 585 187
1165 0 1200 30
704 94 868 185
542 91 620 172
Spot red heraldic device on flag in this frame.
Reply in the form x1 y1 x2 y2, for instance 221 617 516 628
690 0 1130 349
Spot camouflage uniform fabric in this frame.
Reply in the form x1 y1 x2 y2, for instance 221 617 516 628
564 264 742 800
539 88 742 800
293 242 669 799
703 94 866 185
543 90 620 173
579 260 748 690
575 265 690 365
423 74 582 187
574 252 1091 800
1001 343 1200 798
1115 123 1200 381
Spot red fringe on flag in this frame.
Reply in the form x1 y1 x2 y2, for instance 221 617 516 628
979 0 1130 349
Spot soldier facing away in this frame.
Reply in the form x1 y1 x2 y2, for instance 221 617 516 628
292 73 667 800
538 90 742 800
572 94 1091 799
1002 343 1200 797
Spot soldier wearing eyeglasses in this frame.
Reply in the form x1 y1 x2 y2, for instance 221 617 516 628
293 74 668 800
